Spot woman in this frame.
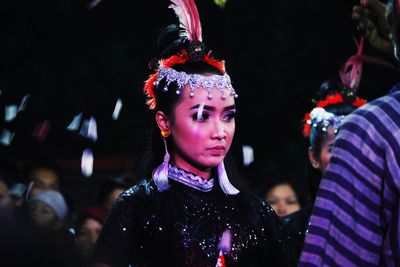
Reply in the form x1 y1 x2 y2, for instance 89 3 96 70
264 180 301 218
303 80 367 201
281 79 367 260
93 0 296 266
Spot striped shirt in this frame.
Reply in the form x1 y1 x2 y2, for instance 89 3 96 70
299 85 400 267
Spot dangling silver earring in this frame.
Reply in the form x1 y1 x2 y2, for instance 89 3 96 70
218 161 239 195
153 130 171 192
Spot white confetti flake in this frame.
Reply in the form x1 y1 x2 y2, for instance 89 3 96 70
67 113 82 131
112 98 123 120
18 94 30 112
79 116 97 142
0 129 14 146
242 145 254 167
81 148 94 177
5 105 18 122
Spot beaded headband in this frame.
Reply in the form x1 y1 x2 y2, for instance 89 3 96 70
303 91 367 137
306 107 346 134
154 67 237 100
144 50 237 110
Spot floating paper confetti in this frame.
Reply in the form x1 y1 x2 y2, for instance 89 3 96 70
32 120 50 143
67 113 82 131
0 129 15 146
81 148 94 177
112 98 123 120
5 105 18 122
79 116 97 142
88 0 102 9
242 145 254 167
25 181 34 201
213 0 228 8
18 94 30 112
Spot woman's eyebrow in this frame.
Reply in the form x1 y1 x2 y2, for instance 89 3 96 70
223 105 236 111
189 104 215 111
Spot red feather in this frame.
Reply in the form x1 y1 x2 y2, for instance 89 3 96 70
169 0 202 42
340 37 397 91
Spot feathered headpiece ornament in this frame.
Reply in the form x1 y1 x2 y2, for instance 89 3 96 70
143 0 237 110
169 0 202 42
303 36 398 137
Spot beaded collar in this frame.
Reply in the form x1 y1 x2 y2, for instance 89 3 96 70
168 165 214 192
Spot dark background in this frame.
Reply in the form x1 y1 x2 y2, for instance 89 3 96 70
0 0 398 200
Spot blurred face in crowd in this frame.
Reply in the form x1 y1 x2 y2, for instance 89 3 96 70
29 200 59 229
266 183 300 217
76 218 102 248
309 126 336 174
104 188 124 211
29 168 59 197
156 85 236 178
0 180 12 209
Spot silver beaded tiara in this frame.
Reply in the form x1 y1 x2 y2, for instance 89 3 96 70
154 67 238 100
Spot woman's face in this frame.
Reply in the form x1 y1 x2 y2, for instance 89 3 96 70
311 126 336 174
266 183 300 217
104 188 124 211
162 84 236 175
29 201 59 228
76 218 102 248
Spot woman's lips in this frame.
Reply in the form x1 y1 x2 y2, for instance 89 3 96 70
207 146 225 154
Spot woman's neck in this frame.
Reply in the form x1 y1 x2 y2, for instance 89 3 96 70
171 159 212 180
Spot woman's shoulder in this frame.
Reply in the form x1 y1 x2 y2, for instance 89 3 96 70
112 179 156 211
120 179 155 199
239 191 277 215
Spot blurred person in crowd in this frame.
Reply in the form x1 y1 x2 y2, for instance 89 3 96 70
24 159 61 198
74 206 108 265
0 162 17 211
96 177 129 213
28 189 68 230
93 0 297 266
0 160 25 216
299 0 400 265
264 180 301 218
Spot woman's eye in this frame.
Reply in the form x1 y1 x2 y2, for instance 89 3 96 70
286 200 298 205
223 112 236 122
192 112 209 121
267 198 277 205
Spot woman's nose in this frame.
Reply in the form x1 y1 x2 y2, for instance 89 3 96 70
211 120 227 139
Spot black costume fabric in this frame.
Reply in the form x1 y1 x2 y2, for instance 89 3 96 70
94 170 297 267
281 205 313 260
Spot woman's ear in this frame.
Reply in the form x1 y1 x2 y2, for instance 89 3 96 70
308 147 320 170
155 111 170 132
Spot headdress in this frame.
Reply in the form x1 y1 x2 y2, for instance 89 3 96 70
143 0 238 110
303 38 370 138
149 0 239 195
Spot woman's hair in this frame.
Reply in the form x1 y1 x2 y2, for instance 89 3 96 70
138 24 228 180
308 80 356 158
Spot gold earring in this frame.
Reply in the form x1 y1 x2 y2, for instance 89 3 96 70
161 129 170 138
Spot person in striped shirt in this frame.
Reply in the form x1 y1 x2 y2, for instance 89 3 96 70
299 0 400 265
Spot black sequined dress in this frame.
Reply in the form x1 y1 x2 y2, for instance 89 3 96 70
94 167 297 267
